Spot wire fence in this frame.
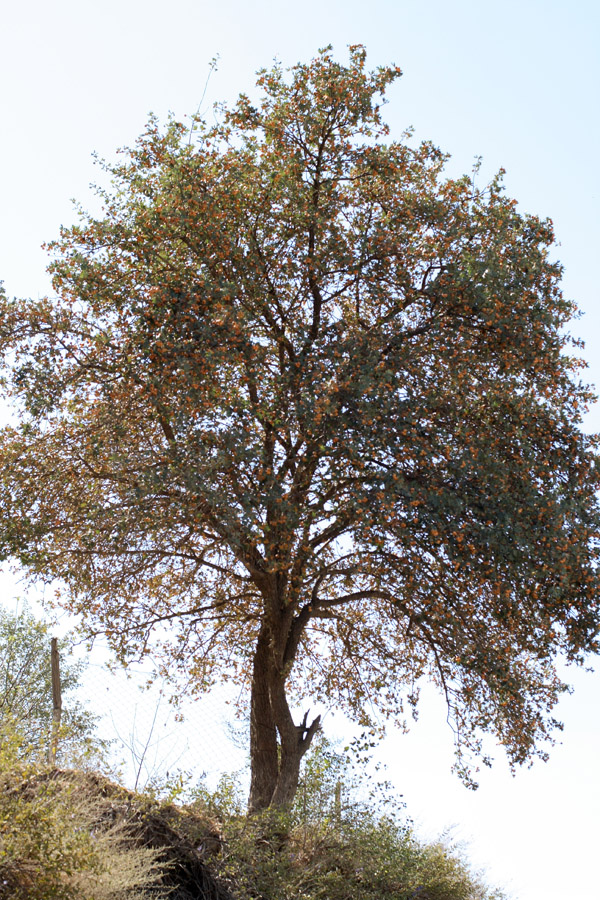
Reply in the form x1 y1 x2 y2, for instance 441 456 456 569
57 639 249 793
1 594 368 806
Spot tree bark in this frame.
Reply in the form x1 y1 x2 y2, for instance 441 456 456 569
270 747 303 808
248 621 321 812
248 625 279 813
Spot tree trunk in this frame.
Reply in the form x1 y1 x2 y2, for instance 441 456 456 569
247 623 321 813
248 626 279 814
269 745 303 808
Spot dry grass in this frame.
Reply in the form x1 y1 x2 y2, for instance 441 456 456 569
0 762 232 900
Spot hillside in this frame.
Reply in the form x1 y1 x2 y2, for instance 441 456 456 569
0 762 506 900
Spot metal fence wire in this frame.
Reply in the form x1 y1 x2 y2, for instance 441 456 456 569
60 640 249 793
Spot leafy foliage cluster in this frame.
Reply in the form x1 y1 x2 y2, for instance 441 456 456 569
0 603 108 768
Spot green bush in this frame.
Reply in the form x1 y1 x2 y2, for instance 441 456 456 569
189 737 506 900
0 726 507 900
0 602 110 769
194 800 505 900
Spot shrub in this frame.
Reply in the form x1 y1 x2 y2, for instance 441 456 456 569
188 737 507 900
0 725 166 900
0 602 110 769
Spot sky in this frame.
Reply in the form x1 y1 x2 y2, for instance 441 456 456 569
1 1 599 898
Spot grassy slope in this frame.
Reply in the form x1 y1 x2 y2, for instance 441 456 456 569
0 761 506 900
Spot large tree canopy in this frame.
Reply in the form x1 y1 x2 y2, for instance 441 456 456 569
0 47 599 810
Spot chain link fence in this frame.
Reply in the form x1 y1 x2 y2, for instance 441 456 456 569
74 646 249 792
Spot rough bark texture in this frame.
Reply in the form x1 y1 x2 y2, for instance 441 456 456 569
247 613 320 813
248 626 279 813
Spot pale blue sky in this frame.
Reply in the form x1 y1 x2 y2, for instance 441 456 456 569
1 3 599 899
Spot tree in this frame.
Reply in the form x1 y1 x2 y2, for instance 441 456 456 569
0 602 103 764
0 46 598 811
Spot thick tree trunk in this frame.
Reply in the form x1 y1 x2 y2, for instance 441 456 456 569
247 622 321 813
269 745 303 808
248 626 279 813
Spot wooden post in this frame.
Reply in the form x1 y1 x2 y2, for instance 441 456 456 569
334 779 342 826
48 637 62 766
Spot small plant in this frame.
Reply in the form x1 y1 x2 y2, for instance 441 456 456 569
191 771 246 820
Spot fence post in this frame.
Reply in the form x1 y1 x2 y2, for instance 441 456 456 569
48 637 62 766
334 779 342 826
